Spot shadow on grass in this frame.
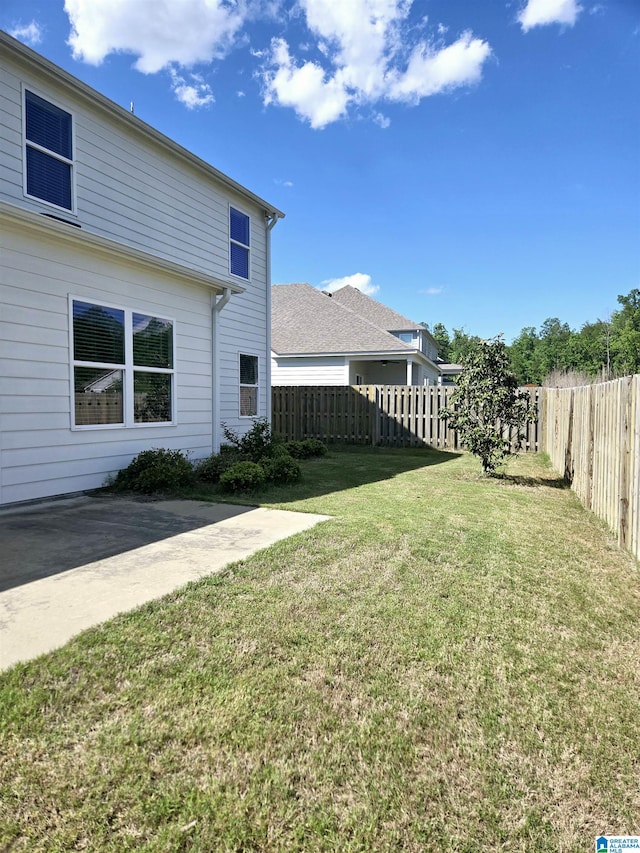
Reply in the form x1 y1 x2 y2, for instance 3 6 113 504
190 444 463 507
498 473 569 489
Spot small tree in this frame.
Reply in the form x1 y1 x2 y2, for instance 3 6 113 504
441 336 537 474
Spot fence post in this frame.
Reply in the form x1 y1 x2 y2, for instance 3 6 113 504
618 376 633 551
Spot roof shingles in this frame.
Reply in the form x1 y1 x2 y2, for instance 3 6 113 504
271 284 415 356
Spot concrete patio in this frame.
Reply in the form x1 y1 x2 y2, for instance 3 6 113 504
0 495 329 670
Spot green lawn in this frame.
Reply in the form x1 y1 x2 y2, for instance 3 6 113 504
1 447 639 852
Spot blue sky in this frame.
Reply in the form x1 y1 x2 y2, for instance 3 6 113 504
3 0 639 342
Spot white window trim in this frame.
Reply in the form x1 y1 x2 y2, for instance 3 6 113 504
239 351 259 418
69 295 177 430
22 84 77 216
229 204 251 282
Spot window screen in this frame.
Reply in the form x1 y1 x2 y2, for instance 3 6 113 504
26 90 72 158
240 353 258 417
230 207 250 279
73 301 125 364
25 90 73 210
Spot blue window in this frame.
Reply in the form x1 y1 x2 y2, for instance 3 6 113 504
25 90 73 210
230 207 250 279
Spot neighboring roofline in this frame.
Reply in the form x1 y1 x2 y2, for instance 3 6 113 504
0 30 285 223
271 347 438 368
0 200 245 294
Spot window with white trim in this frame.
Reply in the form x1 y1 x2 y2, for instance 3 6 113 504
25 89 73 211
230 207 250 279
239 353 258 417
71 299 175 428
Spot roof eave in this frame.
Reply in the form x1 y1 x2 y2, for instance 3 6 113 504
0 31 284 222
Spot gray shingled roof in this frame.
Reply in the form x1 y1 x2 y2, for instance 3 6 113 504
271 284 416 356
330 285 421 332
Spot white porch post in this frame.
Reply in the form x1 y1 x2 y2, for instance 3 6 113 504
406 358 413 385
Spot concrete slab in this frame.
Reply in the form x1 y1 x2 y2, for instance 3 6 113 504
0 496 330 670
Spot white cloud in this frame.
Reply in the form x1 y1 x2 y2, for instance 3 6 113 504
61 0 492 125
388 31 491 102
261 0 492 128
64 0 245 72
373 112 391 128
518 0 582 31
9 21 43 46
320 273 379 296
168 68 214 109
262 38 350 128
422 287 443 295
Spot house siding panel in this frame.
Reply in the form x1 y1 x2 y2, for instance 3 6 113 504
0 34 278 504
272 357 349 386
0 50 270 284
0 223 215 505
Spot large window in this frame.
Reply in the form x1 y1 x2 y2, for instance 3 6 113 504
230 207 250 279
25 89 73 211
72 299 175 428
239 354 258 417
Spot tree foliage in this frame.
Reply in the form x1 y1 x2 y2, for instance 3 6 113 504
427 323 481 364
441 337 537 474
432 288 640 386
507 289 639 385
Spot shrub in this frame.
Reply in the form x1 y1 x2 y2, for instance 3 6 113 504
222 418 284 463
302 438 328 457
262 454 302 485
285 439 328 459
195 446 242 483
219 461 266 493
284 440 306 459
114 448 194 494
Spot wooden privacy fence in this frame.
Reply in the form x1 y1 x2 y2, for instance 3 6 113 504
271 385 541 451
540 376 640 561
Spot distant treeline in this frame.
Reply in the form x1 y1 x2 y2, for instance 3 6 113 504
429 288 640 386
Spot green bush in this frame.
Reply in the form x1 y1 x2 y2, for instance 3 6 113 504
219 461 266 493
222 418 284 463
195 446 242 483
285 439 328 459
284 440 306 459
114 448 194 494
302 438 328 457
261 454 302 485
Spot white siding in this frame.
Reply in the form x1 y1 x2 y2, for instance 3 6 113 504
0 38 277 502
271 356 349 386
0 49 270 284
0 222 215 505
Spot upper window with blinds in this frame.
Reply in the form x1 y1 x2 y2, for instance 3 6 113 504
230 206 250 280
24 89 73 211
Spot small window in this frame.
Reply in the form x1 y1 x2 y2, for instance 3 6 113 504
239 353 258 417
395 332 414 344
72 299 175 428
25 90 73 211
230 207 250 279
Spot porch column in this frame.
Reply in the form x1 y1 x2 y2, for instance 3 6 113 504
406 358 413 385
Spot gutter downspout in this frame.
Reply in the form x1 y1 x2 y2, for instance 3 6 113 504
211 287 232 453
265 211 281 425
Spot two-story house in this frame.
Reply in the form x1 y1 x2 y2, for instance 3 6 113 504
271 283 441 386
0 31 283 506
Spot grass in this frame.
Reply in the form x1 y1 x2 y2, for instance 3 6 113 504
1 446 639 852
